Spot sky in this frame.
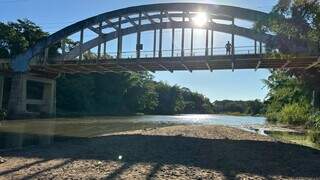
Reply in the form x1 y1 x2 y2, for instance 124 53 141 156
0 0 279 101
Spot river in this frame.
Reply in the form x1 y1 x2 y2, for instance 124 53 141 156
1 114 316 150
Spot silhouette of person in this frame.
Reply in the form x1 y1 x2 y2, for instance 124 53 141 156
225 41 232 55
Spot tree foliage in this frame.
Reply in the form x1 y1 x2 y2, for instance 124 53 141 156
255 0 320 54
261 1 319 128
56 74 217 115
278 103 311 125
212 100 264 116
0 19 48 58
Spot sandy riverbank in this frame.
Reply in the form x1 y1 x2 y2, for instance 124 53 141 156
0 125 320 179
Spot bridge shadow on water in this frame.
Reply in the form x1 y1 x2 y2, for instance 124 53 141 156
0 132 320 179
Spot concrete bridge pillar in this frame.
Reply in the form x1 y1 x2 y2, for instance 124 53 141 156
8 73 56 119
41 79 56 115
8 73 27 119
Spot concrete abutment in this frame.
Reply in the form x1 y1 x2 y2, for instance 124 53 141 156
8 73 56 119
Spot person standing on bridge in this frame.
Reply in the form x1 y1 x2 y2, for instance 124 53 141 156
225 41 233 55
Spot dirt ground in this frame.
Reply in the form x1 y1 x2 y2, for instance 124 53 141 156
0 125 320 180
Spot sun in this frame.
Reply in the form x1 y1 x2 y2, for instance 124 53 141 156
192 12 208 27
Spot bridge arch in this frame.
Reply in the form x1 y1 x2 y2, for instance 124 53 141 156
12 3 280 72
5 3 319 119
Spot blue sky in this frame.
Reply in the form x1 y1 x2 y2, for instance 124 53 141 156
0 0 278 101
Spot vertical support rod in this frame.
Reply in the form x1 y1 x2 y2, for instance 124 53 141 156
159 11 163 58
231 18 235 72
191 28 194 56
117 16 122 60
136 12 142 59
172 28 175 57
153 29 157 58
211 30 214 56
97 22 102 61
103 42 107 58
181 12 185 57
205 29 209 56
254 40 257 54
259 41 262 55
231 18 235 56
79 29 84 61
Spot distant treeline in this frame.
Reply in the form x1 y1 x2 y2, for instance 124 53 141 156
55 73 264 116
212 100 264 116
56 73 213 116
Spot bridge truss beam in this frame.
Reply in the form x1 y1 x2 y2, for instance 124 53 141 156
8 3 283 72
10 3 311 73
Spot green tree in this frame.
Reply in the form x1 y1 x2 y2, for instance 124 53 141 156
263 70 312 123
181 87 213 114
56 74 95 113
258 0 319 128
153 82 185 115
212 100 264 115
255 0 320 54
0 19 49 58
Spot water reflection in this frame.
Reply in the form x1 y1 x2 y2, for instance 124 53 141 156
137 114 266 126
0 121 56 149
0 114 265 150
266 131 320 150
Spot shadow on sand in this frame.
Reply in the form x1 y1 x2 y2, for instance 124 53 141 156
1 131 320 179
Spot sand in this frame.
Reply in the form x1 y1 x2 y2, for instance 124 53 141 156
0 125 319 179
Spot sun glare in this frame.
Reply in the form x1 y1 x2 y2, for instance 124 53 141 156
192 12 208 27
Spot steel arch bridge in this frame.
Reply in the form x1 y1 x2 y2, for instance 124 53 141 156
3 3 320 119
9 3 320 75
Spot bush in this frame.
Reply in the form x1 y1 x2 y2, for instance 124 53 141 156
278 103 310 125
266 111 279 123
308 111 320 130
309 131 320 145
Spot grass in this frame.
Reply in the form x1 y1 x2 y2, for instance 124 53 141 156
267 131 320 150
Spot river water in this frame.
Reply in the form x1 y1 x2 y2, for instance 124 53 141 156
0 114 266 150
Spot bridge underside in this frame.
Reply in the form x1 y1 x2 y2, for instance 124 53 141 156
30 55 319 74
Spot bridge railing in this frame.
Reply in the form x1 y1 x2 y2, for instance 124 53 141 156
96 45 266 60
32 45 266 64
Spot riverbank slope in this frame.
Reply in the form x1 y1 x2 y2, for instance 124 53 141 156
1 125 319 179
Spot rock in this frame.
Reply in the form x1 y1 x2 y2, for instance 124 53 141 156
0 157 6 163
96 161 103 166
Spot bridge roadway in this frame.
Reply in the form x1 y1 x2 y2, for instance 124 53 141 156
28 54 320 74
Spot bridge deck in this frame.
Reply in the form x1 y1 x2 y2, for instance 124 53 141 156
29 54 319 74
